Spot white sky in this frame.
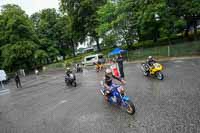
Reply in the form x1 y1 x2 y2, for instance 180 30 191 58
0 0 59 15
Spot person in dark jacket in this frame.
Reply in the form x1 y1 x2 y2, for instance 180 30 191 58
146 56 156 66
15 72 22 88
116 54 125 79
102 68 125 101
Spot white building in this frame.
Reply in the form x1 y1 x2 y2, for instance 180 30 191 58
77 36 103 50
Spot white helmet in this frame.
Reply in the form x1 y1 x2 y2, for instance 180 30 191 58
66 67 70 71
148 56 152 59
105 68 112 75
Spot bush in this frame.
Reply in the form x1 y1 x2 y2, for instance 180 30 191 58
47 62 65 69
64 60 72 67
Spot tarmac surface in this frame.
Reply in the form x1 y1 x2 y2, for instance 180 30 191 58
0 58 200 133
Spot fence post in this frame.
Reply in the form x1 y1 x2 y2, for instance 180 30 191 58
168 45 170 57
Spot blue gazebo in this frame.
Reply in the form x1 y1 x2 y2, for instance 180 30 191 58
108 48 128 56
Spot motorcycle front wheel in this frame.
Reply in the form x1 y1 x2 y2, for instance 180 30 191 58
141 64 149 76
143 71 149 76
125 101 135 115
156 72 164 80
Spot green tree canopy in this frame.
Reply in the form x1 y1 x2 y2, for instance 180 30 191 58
0 4 39 71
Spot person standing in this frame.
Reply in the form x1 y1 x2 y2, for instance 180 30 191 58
15 72 22 88
116 54 125 79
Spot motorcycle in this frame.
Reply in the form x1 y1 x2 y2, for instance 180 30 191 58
65 73 77 87
141 62 164 80
99 82 135 115
95 63 104 72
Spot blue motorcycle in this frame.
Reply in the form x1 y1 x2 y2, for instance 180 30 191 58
99 83 135 115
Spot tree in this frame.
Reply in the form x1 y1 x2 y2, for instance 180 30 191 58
31 9 60 62
80 0 106 51
34 50 48 66
60 0 86 56
1 41 38 71
0 4 39 71
54 15 74 58
167 0 200 39
96 0 137 47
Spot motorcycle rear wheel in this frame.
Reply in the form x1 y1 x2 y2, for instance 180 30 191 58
72 81 77 87
65 80 69 86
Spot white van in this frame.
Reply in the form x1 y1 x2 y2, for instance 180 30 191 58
82 54 105 66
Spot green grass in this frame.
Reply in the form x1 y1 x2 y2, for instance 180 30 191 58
46 62 65 69
128 41 200 61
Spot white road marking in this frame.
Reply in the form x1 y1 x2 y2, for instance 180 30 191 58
45 100 67 113
175 65 180 68
59 100 67 104
173 60 184 63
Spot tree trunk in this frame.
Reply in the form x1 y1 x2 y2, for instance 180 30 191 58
167 37 172 45
70 39 76 57
153 26 159 42
153 31 158 42
95 37 101 52
193 20 198 40
184 20 190 38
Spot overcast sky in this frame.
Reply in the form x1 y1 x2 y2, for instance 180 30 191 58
0 0 59 15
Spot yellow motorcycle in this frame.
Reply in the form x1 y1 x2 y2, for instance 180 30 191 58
141 62 164 80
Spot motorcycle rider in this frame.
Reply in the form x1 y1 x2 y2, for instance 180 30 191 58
94 59 102 71
102 68 126 101
146 56 156 70
65 67 73 79
65 67 77 86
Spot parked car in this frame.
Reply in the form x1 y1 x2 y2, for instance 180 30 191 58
82 54 105 66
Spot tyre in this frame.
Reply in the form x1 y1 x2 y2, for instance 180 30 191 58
156 72 164 80
141 64 149 76
125 101 135 115
65 80 68 86
143 71 149 76
66 81 70 86
72 81 77 87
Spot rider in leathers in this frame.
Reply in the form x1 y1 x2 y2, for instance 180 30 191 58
146 56 156 71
